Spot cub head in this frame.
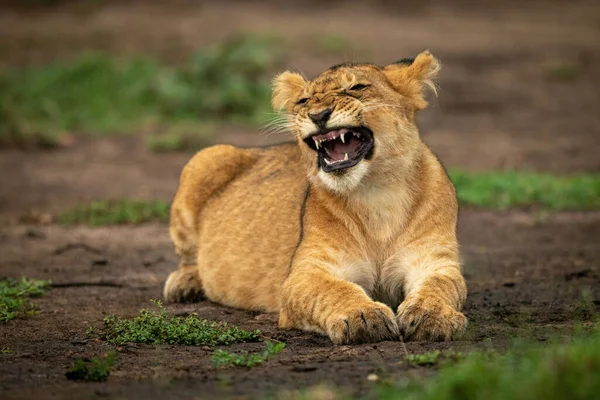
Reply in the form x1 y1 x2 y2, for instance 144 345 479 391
271 50 440 194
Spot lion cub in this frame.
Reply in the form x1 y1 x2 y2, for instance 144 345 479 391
164 51 467 344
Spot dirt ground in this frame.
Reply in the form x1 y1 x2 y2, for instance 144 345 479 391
1 1 599 399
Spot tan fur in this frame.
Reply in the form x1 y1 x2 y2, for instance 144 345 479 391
164 51 467 343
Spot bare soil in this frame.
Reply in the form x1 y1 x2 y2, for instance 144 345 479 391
1 212 598 399
1 1 599 399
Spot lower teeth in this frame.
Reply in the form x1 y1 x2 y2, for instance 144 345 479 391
324 153 350 165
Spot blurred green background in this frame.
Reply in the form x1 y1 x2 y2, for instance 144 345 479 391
1 1 598 220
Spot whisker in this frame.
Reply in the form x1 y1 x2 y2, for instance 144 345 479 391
260 117 295 136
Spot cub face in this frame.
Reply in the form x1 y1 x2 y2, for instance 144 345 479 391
272 51 440 193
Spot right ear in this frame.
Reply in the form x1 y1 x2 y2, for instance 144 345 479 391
271 71 307 112
383 50 441 110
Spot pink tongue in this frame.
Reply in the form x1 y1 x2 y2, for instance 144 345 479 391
328 135 360 161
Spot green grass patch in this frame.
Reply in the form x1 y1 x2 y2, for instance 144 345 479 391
56 200 170 226
450 170 600 210
376 327 600 400
66 351 117 382
53 170 599 227
0 278 51 323
103 300 261 346
211 341 285 368
0 34 281 147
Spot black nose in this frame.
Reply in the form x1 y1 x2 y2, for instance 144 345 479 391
308 108 332 126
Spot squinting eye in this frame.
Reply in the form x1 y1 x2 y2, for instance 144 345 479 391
297 97 309 105
349 83 369 91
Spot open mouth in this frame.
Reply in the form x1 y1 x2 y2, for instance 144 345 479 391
304 127 374 173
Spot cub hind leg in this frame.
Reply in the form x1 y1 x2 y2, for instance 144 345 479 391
163 145 257 303
163 204 204 303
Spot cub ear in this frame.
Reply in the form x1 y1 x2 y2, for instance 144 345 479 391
383 50 441 110
271 71 307 112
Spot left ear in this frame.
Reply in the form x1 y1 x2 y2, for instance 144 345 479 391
383 50 441 110
271 71 307 112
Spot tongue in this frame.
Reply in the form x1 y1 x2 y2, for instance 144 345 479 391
325 135 360 161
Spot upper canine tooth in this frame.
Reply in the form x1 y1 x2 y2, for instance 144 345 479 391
344 153 349 161
340 132 346 143
313 138 320 149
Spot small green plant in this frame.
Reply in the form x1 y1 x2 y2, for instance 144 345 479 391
66 351 117 382
407 351 441 366
450 170 600 210
406 351 468 366
0 278 51 323
85 326 95 337
1 347 12 354
211 340 285 368
574 289 597 322
548 63 580 81
56 200 170 226
103 300 260 346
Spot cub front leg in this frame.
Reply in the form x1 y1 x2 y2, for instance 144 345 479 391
390 246 467 341
279 265 399 344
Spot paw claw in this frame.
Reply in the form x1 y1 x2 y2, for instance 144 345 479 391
327 302 399 344
397 296 466 342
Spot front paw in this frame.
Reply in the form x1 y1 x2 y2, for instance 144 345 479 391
397 295 467 342
326 301 399 344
